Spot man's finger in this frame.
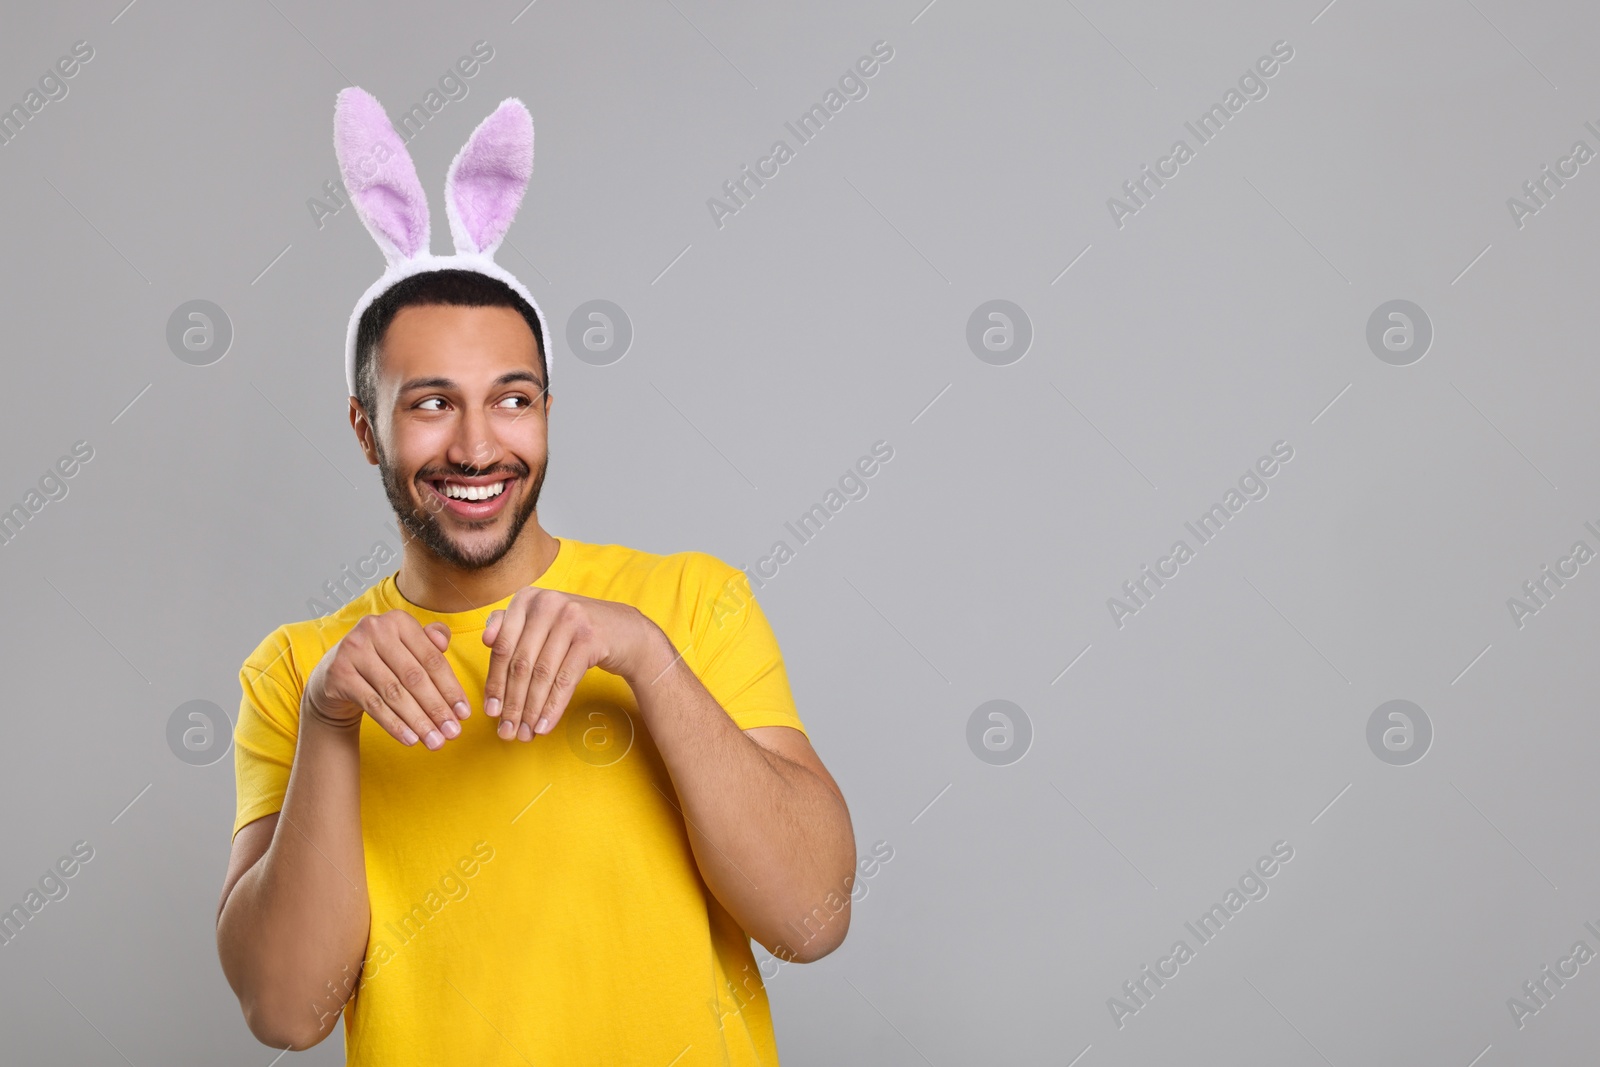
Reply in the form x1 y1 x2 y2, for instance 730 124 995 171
497 608 558 741
339 668 421 746
522 620 577 739
425 621 452 653
533 638 591 737
398 620 471 721
369 634 460 746
352 648 445 750
482 604 528 722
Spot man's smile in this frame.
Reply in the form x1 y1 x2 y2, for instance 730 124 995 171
424 473 517 520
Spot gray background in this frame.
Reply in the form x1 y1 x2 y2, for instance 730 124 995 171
0 0 1595 1063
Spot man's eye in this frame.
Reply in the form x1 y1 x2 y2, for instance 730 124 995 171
417 397 446 411
497 395 529 408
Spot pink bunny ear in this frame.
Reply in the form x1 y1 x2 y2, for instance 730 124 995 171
333 87 430 264
444 98 533 257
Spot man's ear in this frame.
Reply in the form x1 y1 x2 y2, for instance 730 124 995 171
349 396 380 466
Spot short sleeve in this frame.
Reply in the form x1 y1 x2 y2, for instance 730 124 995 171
232 627 304 840
687 558 808 738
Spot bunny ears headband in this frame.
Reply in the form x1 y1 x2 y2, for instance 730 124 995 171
334 86 550 397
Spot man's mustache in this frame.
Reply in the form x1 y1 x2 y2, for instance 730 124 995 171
415 464 528 481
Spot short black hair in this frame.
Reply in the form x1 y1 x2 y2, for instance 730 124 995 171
353 269 547 425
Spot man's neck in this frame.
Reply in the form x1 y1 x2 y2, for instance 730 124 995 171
393 521 561 613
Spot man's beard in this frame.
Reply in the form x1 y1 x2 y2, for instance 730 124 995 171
376 438 547 570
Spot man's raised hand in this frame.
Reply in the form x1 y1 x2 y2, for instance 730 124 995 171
303 610 472 750
481 586 664 742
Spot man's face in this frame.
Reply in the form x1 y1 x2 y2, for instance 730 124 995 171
357 303 551 570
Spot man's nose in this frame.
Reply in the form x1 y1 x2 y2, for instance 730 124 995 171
449 405 502 470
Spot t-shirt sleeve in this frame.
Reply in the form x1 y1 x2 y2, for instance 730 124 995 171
232 627 305 841
685 556 808 738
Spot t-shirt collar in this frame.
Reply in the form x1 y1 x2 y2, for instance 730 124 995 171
375 536 576 632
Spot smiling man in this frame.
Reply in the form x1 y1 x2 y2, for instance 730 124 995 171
214 90 855 1066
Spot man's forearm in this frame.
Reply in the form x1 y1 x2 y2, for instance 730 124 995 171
625 623 855 961
217 707 370 1047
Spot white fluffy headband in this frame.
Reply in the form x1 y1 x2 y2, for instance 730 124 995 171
333 86 551 397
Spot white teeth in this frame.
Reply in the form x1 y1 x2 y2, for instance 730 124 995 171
442 480 505 501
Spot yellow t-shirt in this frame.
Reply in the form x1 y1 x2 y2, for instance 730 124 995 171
232 537 808 1066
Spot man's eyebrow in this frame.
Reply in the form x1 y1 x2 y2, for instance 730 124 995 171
398 370 546 394
398 375 455 393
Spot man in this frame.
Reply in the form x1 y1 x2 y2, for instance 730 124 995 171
215 89 856 1066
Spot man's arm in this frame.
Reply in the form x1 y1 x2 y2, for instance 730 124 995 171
479 584 857 962
217 614 471 1048
626 624 857 963
216 708 369 1049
